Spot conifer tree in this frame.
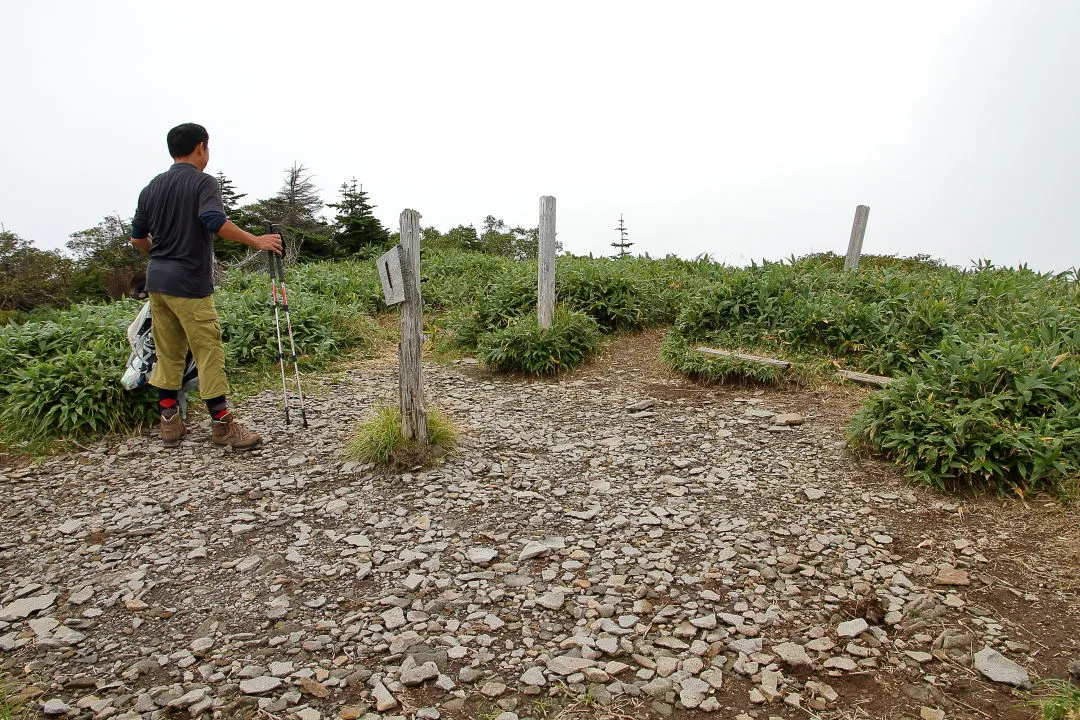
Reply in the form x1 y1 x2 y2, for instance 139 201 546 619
247 163 333 260
612 214 633 258
328 178 390 257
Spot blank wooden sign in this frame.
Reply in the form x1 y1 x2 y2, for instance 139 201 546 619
377 244 406 306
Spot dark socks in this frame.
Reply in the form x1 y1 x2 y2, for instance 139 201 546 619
206 395 229 420
157 388 179 419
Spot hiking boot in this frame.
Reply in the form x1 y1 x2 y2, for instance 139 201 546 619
160 412 186 447
211 412 262 450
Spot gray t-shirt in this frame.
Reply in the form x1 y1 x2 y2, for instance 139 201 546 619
133 163 224 298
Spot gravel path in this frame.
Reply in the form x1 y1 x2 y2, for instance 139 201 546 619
1 338 1077 720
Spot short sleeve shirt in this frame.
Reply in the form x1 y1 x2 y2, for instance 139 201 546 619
134 163 224 298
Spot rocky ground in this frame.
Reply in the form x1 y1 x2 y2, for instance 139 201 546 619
1 331 1078 720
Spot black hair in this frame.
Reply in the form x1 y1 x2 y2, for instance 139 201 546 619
166 123 209 158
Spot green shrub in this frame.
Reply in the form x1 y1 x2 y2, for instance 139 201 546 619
219 289 335 366
558 257 659 330
448 271 536 351
850 340 1079 495
0 338 156 444
0 265 387 447
420 250 519 310
344 404 458 466
477 307 600 375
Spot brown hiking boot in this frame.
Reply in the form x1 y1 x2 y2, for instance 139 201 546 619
160 412 186 447
211 412 263 450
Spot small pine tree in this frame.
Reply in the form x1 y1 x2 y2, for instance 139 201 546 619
216 171 246 213
612 214 633 258
328 178 390 258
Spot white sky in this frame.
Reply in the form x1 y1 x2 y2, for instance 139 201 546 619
1 1 1077 271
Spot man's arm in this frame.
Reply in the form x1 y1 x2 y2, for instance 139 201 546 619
131 187 151 253
216 221 283 254
197 175 281 254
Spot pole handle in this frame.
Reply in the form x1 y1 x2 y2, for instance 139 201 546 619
265 222 286 278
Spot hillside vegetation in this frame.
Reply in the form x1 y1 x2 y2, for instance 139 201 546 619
0 250 1076 496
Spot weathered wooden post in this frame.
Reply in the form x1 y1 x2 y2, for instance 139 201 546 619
538 196 556 329
844 204 870 271
396 210 428 442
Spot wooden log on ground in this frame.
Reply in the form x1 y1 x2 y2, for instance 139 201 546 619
836 369 894 387
693 346 792 369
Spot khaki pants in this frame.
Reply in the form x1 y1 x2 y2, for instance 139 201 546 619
148 292 230 400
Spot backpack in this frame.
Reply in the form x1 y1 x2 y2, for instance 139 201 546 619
122 301 200 394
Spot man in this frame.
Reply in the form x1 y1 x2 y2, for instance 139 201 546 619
131 123 282 449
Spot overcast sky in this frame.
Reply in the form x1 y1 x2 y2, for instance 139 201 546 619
1 1 1077 272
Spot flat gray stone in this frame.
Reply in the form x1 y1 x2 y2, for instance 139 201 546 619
837 618 869 637
519 542 551 561
546 655 595 675
521 666 547 686
537 591 565 610
239 676 282 694
773 641 813 667
973 647 1031 687
466 547 498 566
42 699 71 715
729 638 763 655
823 656 858 671
678 677 710 709
401 661 439 686
381 606 406 630
0 593 57 621
167 688 209 709
57 519 84 535
373 681 398 711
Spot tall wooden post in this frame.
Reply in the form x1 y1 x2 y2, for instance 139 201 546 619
398 209 428 442
844 205 870 271
538 196 557 329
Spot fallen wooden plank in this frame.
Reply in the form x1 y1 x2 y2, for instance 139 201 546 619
837 369 894 387
694 346 791 369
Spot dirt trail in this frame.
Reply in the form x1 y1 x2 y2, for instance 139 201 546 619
0 329 1076 720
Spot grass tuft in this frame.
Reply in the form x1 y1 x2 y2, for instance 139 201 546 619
0 682 29 720
1028 680 1080 720
344 404 458 467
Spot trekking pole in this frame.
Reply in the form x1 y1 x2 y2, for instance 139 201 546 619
266 230 291 425
269 224 309 428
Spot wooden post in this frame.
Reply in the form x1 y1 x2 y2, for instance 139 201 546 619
844 205 870 271
538 196 556 329
398 209 428 443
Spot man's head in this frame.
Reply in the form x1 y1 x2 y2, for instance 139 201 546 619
167 123 210 170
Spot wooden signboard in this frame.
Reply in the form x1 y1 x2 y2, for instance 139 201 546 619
377 244 406 306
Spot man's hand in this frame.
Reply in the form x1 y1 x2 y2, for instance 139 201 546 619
252 233 283 255
131 236 151 253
